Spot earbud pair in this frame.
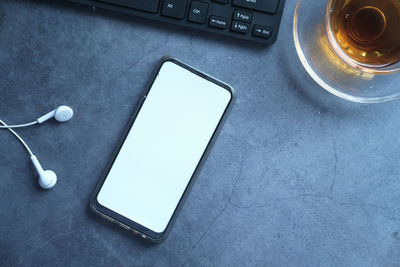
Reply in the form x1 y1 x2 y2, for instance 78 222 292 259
32 105 73 189
0 105 74 189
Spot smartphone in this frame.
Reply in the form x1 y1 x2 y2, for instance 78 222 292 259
89 57 234 242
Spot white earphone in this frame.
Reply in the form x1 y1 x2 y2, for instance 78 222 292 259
0 105 74 189
0 105 74 128
31 155 58 189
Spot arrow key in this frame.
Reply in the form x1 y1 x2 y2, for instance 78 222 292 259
231 21 250 34
209 16 229 29
252 25 273 39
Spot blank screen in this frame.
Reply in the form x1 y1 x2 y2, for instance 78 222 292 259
97 61 232 233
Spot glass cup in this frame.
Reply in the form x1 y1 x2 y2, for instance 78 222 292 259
294 0 400 103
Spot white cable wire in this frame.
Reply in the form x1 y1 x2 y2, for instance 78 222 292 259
0 121 38 128
0 119 34 156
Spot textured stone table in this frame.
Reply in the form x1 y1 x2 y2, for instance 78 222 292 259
1 0 400 265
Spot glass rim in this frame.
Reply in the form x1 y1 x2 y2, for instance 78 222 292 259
293 0 400 103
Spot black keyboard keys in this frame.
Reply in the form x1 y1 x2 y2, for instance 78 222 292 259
68 0 286 45
188 1 209 24
162 0 188 19
231 21 250 33
232 0 280 14
99 0 160 13
209 16 229 29
253 24 273 39
233 10 252 23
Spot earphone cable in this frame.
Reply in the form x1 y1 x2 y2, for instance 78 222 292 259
0 119 34 156
0 121 38 128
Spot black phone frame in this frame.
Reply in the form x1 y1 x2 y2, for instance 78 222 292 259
89 56 235 242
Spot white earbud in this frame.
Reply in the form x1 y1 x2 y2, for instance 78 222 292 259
37 105 74 124
0 105 74 129
30 155 57 189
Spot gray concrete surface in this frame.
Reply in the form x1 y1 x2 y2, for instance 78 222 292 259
1 0 400 266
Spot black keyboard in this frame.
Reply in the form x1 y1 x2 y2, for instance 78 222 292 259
67 0 286 45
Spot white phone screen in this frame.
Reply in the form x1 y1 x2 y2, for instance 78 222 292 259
97 61 232 233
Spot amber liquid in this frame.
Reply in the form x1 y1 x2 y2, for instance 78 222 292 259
329 0 400 68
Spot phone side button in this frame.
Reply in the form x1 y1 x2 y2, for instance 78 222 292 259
119 223 131 231
101 214 114 222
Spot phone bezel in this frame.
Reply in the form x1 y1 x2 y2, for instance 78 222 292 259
89 56 235 242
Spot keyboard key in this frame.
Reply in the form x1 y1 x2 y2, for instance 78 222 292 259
252 24 273 39
212 0 229 3
232 0 280 14
209 16 229 29
188 1 209 24
99 0 160 13
231 21 250 34
233 9 252 23
162 0 188 19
